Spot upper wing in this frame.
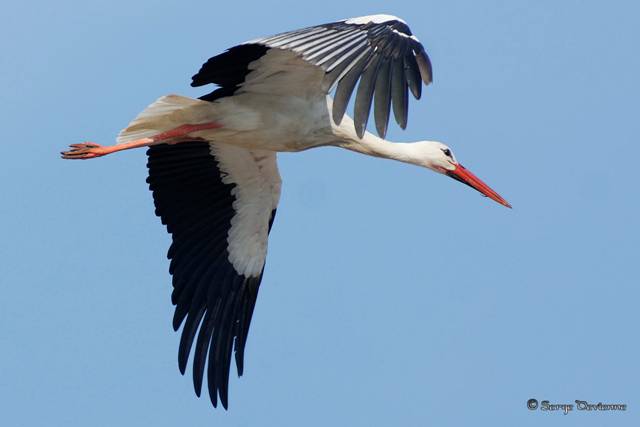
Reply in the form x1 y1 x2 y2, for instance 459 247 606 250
146 140 281 409
191 14 433 138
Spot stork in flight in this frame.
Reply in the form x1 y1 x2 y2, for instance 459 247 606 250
62 14 510 409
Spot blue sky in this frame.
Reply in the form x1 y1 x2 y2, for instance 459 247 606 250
1 1 638 426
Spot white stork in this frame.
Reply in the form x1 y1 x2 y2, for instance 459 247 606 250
61 14 510 409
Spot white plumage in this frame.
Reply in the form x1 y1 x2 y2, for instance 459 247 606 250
212 144 280 277
345 14 407 25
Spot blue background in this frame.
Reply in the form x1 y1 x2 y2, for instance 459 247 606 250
1 1 638 425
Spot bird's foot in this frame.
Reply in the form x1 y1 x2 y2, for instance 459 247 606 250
61 142 109 160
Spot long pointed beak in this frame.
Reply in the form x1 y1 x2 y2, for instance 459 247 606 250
446 164 511 208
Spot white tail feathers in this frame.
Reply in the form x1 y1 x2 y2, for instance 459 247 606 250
117 95 216 144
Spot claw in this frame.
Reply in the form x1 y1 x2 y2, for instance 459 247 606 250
69 142 101 149
61 142 107 160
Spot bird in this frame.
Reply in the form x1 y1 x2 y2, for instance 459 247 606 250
61 14 511 409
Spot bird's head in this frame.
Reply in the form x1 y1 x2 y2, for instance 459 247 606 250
412 141 511 208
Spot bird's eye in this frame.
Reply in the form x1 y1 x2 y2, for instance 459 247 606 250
442 148 452 157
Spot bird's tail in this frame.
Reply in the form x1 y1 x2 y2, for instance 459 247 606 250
117 95 216 144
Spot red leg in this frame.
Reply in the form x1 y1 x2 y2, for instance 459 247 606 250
61 122 221 160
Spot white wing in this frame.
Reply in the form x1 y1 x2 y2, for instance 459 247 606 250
191 14 433 138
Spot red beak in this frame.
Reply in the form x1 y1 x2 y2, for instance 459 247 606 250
446 164 511 208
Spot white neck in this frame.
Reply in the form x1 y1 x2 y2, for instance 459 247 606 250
333 122 427 168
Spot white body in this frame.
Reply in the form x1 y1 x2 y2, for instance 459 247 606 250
116 46 445 277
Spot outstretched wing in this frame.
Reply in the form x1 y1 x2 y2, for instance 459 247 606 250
191 14 433 138
146 141 281 409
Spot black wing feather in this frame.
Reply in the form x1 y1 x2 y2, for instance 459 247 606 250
354 55 382 138
333 51 373 125
391 56 409 129
315 20 430 135
373 57 392 138
404 50 422 99
147 141 276 409
191 44 270 102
